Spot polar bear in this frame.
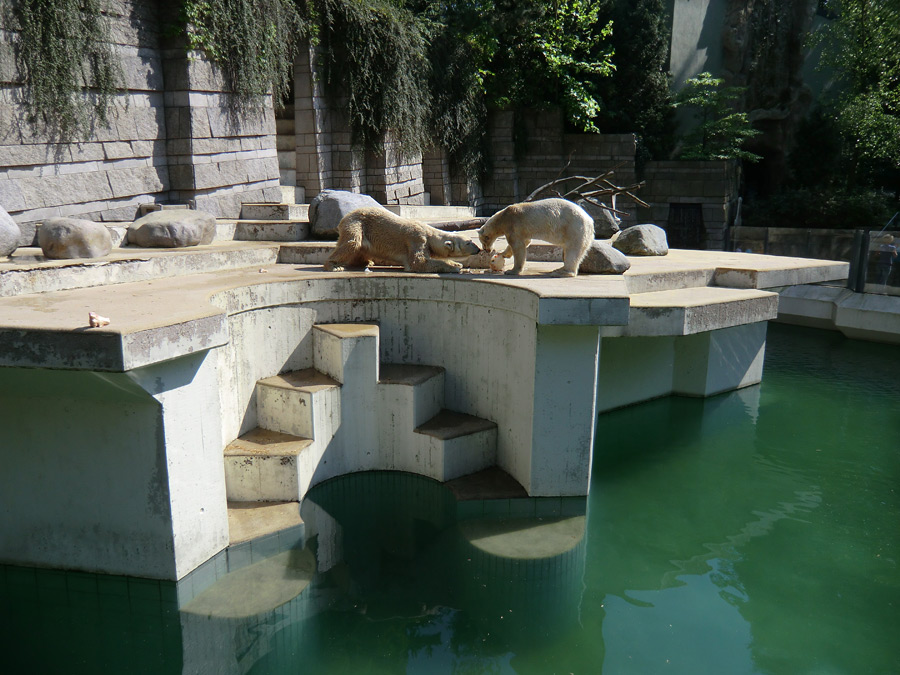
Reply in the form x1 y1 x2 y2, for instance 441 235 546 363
324 207 481 273
478 198 594 277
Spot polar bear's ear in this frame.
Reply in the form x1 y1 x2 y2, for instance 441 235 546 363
444 240 454 252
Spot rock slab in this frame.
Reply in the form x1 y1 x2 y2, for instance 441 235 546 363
127 209 215 248
579 241 631 274
1 205 20 257
39 217 113 259
613 224 669 256
309 190 384 239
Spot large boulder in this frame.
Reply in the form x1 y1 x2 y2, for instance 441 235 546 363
592 208 621 239
579 241 631 274
309 190 384 239
612 224 669 256
1 204 20 257
127 209 216 248
39 218 113 259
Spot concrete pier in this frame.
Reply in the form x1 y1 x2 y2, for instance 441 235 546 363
0 240 847 580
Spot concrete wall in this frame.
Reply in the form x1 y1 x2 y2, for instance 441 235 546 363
0 0 281 238
669 0 727 88
0 353 229 580
639 159 741 250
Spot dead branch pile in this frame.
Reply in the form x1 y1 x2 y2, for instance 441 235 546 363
432 158 647 230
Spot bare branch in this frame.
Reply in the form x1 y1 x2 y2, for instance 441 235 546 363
523 162 645 213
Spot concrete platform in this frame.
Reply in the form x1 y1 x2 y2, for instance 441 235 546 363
0 236 849 581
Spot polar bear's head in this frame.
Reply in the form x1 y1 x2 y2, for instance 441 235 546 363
439 235 480 258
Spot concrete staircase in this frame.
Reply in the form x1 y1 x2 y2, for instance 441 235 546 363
224 322 497 506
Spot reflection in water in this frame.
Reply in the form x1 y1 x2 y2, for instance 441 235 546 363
1 325 898 674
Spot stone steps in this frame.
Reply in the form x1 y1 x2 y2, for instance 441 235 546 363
384 204 476 221
216 219 310 242
240 203 310 221
224 322 499 504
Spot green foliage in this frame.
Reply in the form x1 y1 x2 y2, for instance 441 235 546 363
9 0 122 140
810 0 900 189
183 0 305 110
473 0 614 133
744 188 899 229
315 0 432 154
674 72 762 162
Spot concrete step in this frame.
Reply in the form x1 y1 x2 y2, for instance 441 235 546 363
277 242 334 264
384 204 476 221
224 428 313 502
414 409 497 482
240 203 309 221
232 220 310 242
256 368 341 440
255 368 342 498
377 364 445 471
617 286 779 337
313 323 380 385
226 500 303 544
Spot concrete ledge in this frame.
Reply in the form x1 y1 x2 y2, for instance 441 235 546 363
778 284 900 344
615 287 778 337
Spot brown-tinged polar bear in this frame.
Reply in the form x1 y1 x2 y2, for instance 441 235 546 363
324 207 480 273
478 198 594 276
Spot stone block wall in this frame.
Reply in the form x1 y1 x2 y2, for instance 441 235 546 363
0 0 169 244
477 109 637 221
293 43 423 204
422 148 450 205
366 139 425 205
0 0 281 240
639 160 740 250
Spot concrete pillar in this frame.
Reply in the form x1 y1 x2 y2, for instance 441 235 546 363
596 336 676 413
528 325 601 496
673 321 768 396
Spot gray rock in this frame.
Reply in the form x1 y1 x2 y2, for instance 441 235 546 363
579 241 631 274
309 190 384 239
613 224 669 256
39 217 113 259
1 204 20 257
127 209 215 248
592 208 621 239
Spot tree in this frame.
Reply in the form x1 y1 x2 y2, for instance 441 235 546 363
674 72 762 162
810 0 900 190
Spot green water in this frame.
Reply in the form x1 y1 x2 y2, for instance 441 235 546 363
2 324 898 674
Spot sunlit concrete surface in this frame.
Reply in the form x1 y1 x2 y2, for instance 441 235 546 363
0 239 848 580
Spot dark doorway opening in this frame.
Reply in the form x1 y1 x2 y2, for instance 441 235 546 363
667 203 704 249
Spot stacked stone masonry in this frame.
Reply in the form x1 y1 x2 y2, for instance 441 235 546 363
639 160 741 251
0 0 281 241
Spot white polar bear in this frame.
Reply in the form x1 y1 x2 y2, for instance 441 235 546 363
478 198 594 277
324 207 480 273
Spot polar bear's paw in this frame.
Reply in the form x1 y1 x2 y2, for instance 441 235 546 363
549 267 577 278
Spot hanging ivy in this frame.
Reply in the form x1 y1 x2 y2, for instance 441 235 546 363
315 0 432 155
183 0 306 110
9 0 122 140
